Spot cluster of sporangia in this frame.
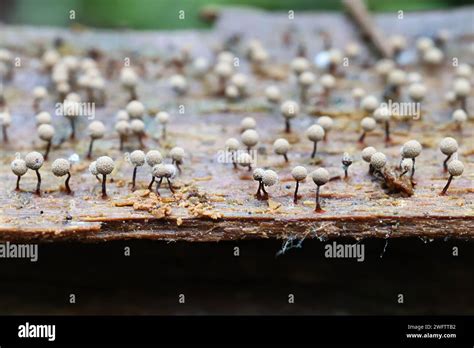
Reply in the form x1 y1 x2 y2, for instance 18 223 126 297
219 33 470 212
3 49 185 198
2 30 470 209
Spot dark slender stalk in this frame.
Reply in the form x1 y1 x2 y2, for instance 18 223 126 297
129 86 137 101
166 178 175 193
384 121 390 143
311 141 318 158
86 87 94 103
2 125 8 143
256 180 262 199
285 119 291 133
138 134 145 149
101 174 107 198
132 166 138 191
96 175 101 182
33 99 40 113
399 169 408 178
315 185 322 212
162 126 167 140
460 97 467 112
344 168 348 180
440 175 453 195
443 154 451 172
369 164 374 175
16 176 21 191
293 180 300 204
69 118 76 140
283 154 289 163
358 131 366 143
65 172 71 194
155 177 163 195
35 170 41 195
87 138 94 159
300 87 307 104
44 141 51 160
148 176 155 190
261 184 268 200
119 135 125 151
410 158 416 179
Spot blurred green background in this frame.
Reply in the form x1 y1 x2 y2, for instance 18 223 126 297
0 0 471 29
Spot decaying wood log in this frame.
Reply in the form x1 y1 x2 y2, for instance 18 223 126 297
0 8 472 243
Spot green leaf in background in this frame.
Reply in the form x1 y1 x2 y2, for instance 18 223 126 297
2 0 472 30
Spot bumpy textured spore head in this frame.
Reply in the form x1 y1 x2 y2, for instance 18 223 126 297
96 156 114 175
225 138 239 152
38 124 55 141
0 112 11 127
130 150 145 166
402 140 422 159
299 71 315 87
170 74 188 95
352 87 366 99
320 74 336 89
88 121 105 139
280 100 300 119
153 163 176 178
408 83 427 101
311 168 329 186
370 152 387 170
170 147 185 162
290 57 310 74
36 111 52 125
361 117 376 132
241 117 256 131
447 160 464 177
400 158 413 172
306 124 325 142
126 100 145 118
361 147 377 163
241 129 259 148
318 116 333 131
156 111 170 124
262 170 278 187
361 95 379 113
453 78 471 97
253 168 264 181
273 138 290 155
33 86 48 99
439 137 458 156
231 73 248 89
11 159 27 176
115 120 130 135
120 67 138 87
145 150 163 167
89 161 98 176
456 64 472 79
291 166 307 181
116 110 129 122
265 85 281 103
52 158 70 177
25 151 44 170
130 120 145 135
388 69 406 86
373 107 391 122
452 109 467 124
